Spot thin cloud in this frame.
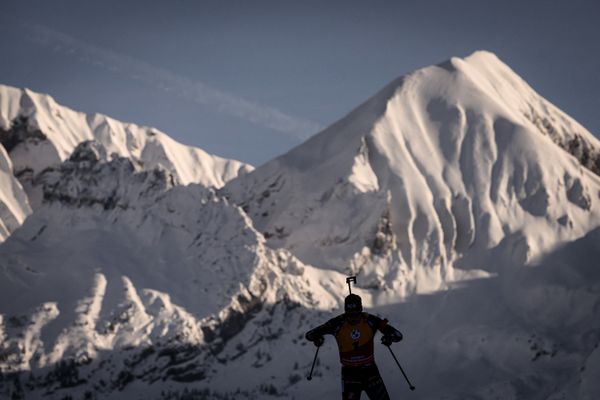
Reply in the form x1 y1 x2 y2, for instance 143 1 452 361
20 21 323 140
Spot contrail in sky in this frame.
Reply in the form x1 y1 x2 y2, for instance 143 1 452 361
20 21 323 140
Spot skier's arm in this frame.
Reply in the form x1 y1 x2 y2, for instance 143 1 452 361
368 314 403 344
305 326 325 346
380 321 403 343
305 316 340 346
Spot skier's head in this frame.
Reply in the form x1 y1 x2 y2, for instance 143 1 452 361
344 294 363 314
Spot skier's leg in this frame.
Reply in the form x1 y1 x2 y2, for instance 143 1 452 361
363 364 390 400
342 383 362 400
341 367 363 400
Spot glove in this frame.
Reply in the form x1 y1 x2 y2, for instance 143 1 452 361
313 335 324 347
381 335 393 347
381 325 403 343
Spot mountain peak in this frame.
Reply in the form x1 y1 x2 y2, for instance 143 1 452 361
453 49 504 67
226 51 600 293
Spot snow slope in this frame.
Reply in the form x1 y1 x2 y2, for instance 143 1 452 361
0 145 31 242
0 141 339 399
225 50 600 297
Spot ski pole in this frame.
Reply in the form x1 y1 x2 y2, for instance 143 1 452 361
306 345 320 381
386 345 415 391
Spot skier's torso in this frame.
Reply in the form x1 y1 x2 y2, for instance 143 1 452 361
330 313 381 367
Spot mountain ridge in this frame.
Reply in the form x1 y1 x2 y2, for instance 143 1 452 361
0 84 253 188
0 83 253 242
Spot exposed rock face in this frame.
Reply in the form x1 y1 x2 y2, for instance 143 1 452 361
0 116 47 154
38 141 177 211
525 108 600 176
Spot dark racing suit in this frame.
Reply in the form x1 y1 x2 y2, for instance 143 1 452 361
306 313 403 400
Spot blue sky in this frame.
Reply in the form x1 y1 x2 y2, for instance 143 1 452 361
1 0 599 166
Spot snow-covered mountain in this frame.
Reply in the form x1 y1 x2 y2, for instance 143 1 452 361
0 84 252 242
225 51 600 297
0 139 339 399
1 51 600 400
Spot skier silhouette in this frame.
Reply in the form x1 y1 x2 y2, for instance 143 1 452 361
305 293 403 400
